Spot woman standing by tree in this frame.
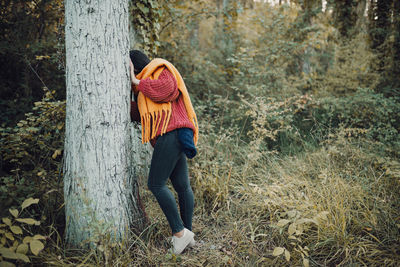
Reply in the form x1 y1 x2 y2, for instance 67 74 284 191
129 50 198 254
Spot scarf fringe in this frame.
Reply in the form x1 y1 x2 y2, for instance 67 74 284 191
140 109 172 144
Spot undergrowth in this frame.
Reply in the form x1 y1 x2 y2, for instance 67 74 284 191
29 123 399 266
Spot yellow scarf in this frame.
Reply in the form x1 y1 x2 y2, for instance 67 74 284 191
135 58 198 145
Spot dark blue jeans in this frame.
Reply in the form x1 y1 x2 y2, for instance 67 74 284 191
147 129 194 234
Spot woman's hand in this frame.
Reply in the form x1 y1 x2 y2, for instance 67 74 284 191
130 59 140 86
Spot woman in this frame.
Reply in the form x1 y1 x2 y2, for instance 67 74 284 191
129 50 198 254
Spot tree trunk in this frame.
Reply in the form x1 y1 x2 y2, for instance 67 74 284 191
369 0 393 50
355 0 367 30
392 0 400 92
64 0 146 248
331 0 360 38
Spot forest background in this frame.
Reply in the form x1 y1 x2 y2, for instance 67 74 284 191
0 0 399 266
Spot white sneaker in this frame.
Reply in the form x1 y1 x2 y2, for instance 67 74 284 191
188 238 196 248
171 228 195 254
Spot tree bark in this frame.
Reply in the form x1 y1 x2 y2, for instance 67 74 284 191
369 0 393 50
64 0 146 248
355 0 367 31
392 0 400 91
331 0 360 38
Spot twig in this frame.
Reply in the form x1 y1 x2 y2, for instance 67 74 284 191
25 57 49 90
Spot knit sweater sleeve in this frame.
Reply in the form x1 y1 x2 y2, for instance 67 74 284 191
130 100 141 122
137 68 179 103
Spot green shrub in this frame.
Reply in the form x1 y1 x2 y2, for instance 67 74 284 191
0 88 65 216
313 88 400 147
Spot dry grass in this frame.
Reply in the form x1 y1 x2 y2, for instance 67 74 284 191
38 132 400 266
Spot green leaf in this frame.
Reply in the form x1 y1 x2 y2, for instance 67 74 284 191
272 247 285 256
16 243 29 254
21 198 39 210
15 218 38 225
2 218 11 226
4 232 14 241
9 209 18 218
9 226 22 235
30 240 44 255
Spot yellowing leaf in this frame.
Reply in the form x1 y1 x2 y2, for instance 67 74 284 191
35 55 50 60
272 247 285 256
284 249 291 262
16 218 38 225
30 240 44 255
297 218 318 225
0 260 16 267
276 219 290 227
303 258 310 267
316 211 329 221
0 247 30 263
23 236 32 244
21 198 39 210
0 247 16 260
32 234 46 240
16 252 30 263
2 218 11 226
0 247 12 255
288 223 296 235
20 253 30 263
16 243 29 254
52 149 62 159
9 209 18 218
10 226 22 235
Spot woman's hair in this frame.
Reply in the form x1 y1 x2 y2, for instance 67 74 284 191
129 50 151 75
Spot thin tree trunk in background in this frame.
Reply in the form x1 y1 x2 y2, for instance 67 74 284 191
355 0 367 30
189 20 199 50
391 0 400 93
241 0 254 9
369 0 392 50
64 0 146 247
331 0 360 38
368 0 394 95
300 0 322 76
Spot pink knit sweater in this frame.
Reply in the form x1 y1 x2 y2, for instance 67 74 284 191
130 68 195 146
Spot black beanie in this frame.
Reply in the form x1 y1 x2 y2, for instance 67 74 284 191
129 50 151 75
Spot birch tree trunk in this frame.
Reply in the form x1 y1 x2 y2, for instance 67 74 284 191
64 0 146 247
